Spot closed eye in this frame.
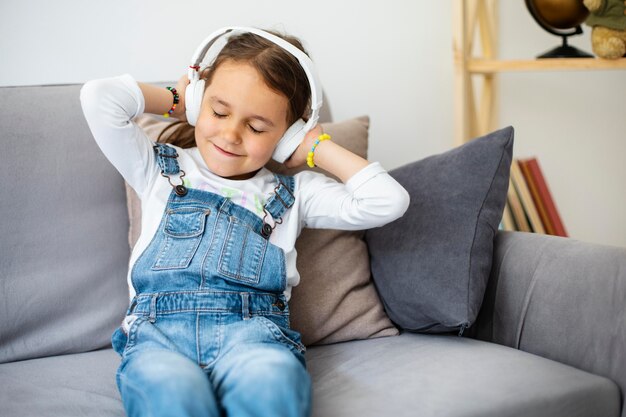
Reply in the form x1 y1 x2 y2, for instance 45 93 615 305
248 125 264 135
211 107 265 134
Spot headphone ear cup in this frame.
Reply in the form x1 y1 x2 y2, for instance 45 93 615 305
185 79 205 126
272 119 307 163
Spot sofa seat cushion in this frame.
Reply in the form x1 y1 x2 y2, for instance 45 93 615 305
0 349 123 417
0 335 619 417
306 333 620 417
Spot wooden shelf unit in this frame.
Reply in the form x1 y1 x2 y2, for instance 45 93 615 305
452 0 626 146
469 57 626 73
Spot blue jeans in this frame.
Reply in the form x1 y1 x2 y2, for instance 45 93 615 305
112 297 310 417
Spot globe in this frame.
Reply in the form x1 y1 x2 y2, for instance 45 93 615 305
525 0 594 58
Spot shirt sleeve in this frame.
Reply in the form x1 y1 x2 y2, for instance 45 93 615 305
297 162 410 230
80 74 158 195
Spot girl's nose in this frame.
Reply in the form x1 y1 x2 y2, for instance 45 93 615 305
220 121 242 145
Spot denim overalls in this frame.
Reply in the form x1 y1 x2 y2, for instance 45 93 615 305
111 144 311 417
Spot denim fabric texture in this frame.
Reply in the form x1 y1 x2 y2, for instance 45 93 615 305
111 144 310 417
153 143 182 175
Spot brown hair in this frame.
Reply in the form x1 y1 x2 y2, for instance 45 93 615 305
158 30 311 148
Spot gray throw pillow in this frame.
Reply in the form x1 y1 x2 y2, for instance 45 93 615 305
365 127 514 334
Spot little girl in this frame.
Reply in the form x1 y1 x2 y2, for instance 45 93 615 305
81 27 409 417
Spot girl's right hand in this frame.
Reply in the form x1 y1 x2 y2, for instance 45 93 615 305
172 74 190 122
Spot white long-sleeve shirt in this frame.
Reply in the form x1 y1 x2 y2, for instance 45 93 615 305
80 74 410 300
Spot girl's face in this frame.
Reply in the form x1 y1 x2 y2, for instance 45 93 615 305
194 60 289 180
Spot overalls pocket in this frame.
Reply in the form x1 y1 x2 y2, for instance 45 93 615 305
152 207 209 270
111 316 145 356
217 216 268 285
255 315 306 355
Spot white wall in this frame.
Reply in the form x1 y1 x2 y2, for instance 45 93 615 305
1 1 623 247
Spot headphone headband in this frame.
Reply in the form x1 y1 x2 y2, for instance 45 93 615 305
187 26 322 115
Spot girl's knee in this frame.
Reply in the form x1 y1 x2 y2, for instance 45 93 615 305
118 350 219 417
218 347 312 417
228 347 311 397
243 346 308 376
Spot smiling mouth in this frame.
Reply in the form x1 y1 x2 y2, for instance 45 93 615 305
213 144 241 157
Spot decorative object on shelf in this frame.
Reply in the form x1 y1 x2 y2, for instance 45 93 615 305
583 0 626 59
525 0 594 58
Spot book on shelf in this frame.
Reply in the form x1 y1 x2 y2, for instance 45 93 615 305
506 177 531 232
518 159 554 235
510 159 545 234
518 157 568 237
502 157 567 237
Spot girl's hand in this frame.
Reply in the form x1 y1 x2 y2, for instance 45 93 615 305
284 122 369 183
172 74 190 122
283 124 323 169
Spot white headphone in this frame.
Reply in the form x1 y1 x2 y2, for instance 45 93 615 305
185 26 323 163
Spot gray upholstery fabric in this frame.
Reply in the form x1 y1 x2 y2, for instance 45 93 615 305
307 333 619 417
0 349 123 417
1 334 618 417
366 127 514 333
0 85 130 363
472 231 626 417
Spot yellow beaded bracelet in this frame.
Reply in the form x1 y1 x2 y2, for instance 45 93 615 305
306 133 331 168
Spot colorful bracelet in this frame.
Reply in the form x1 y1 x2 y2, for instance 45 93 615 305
163 87 179 118
306 133 331 168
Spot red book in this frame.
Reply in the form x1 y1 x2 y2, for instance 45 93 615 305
519 159 554 235
519 158 568 237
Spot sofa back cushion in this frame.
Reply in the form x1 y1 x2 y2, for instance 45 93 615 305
0 85 130 363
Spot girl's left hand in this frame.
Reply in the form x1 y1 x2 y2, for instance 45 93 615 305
283 124 323 169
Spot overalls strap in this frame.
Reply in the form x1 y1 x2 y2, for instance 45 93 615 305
264 174 295 220
153 143 181 175
153 143 188 196
152 143 295 227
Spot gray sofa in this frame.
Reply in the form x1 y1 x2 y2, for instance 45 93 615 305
1 83 625 417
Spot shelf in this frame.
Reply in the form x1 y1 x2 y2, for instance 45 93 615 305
467 57 626 74
452 0 625 146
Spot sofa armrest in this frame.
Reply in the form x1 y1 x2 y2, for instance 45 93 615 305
471 231 625 410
